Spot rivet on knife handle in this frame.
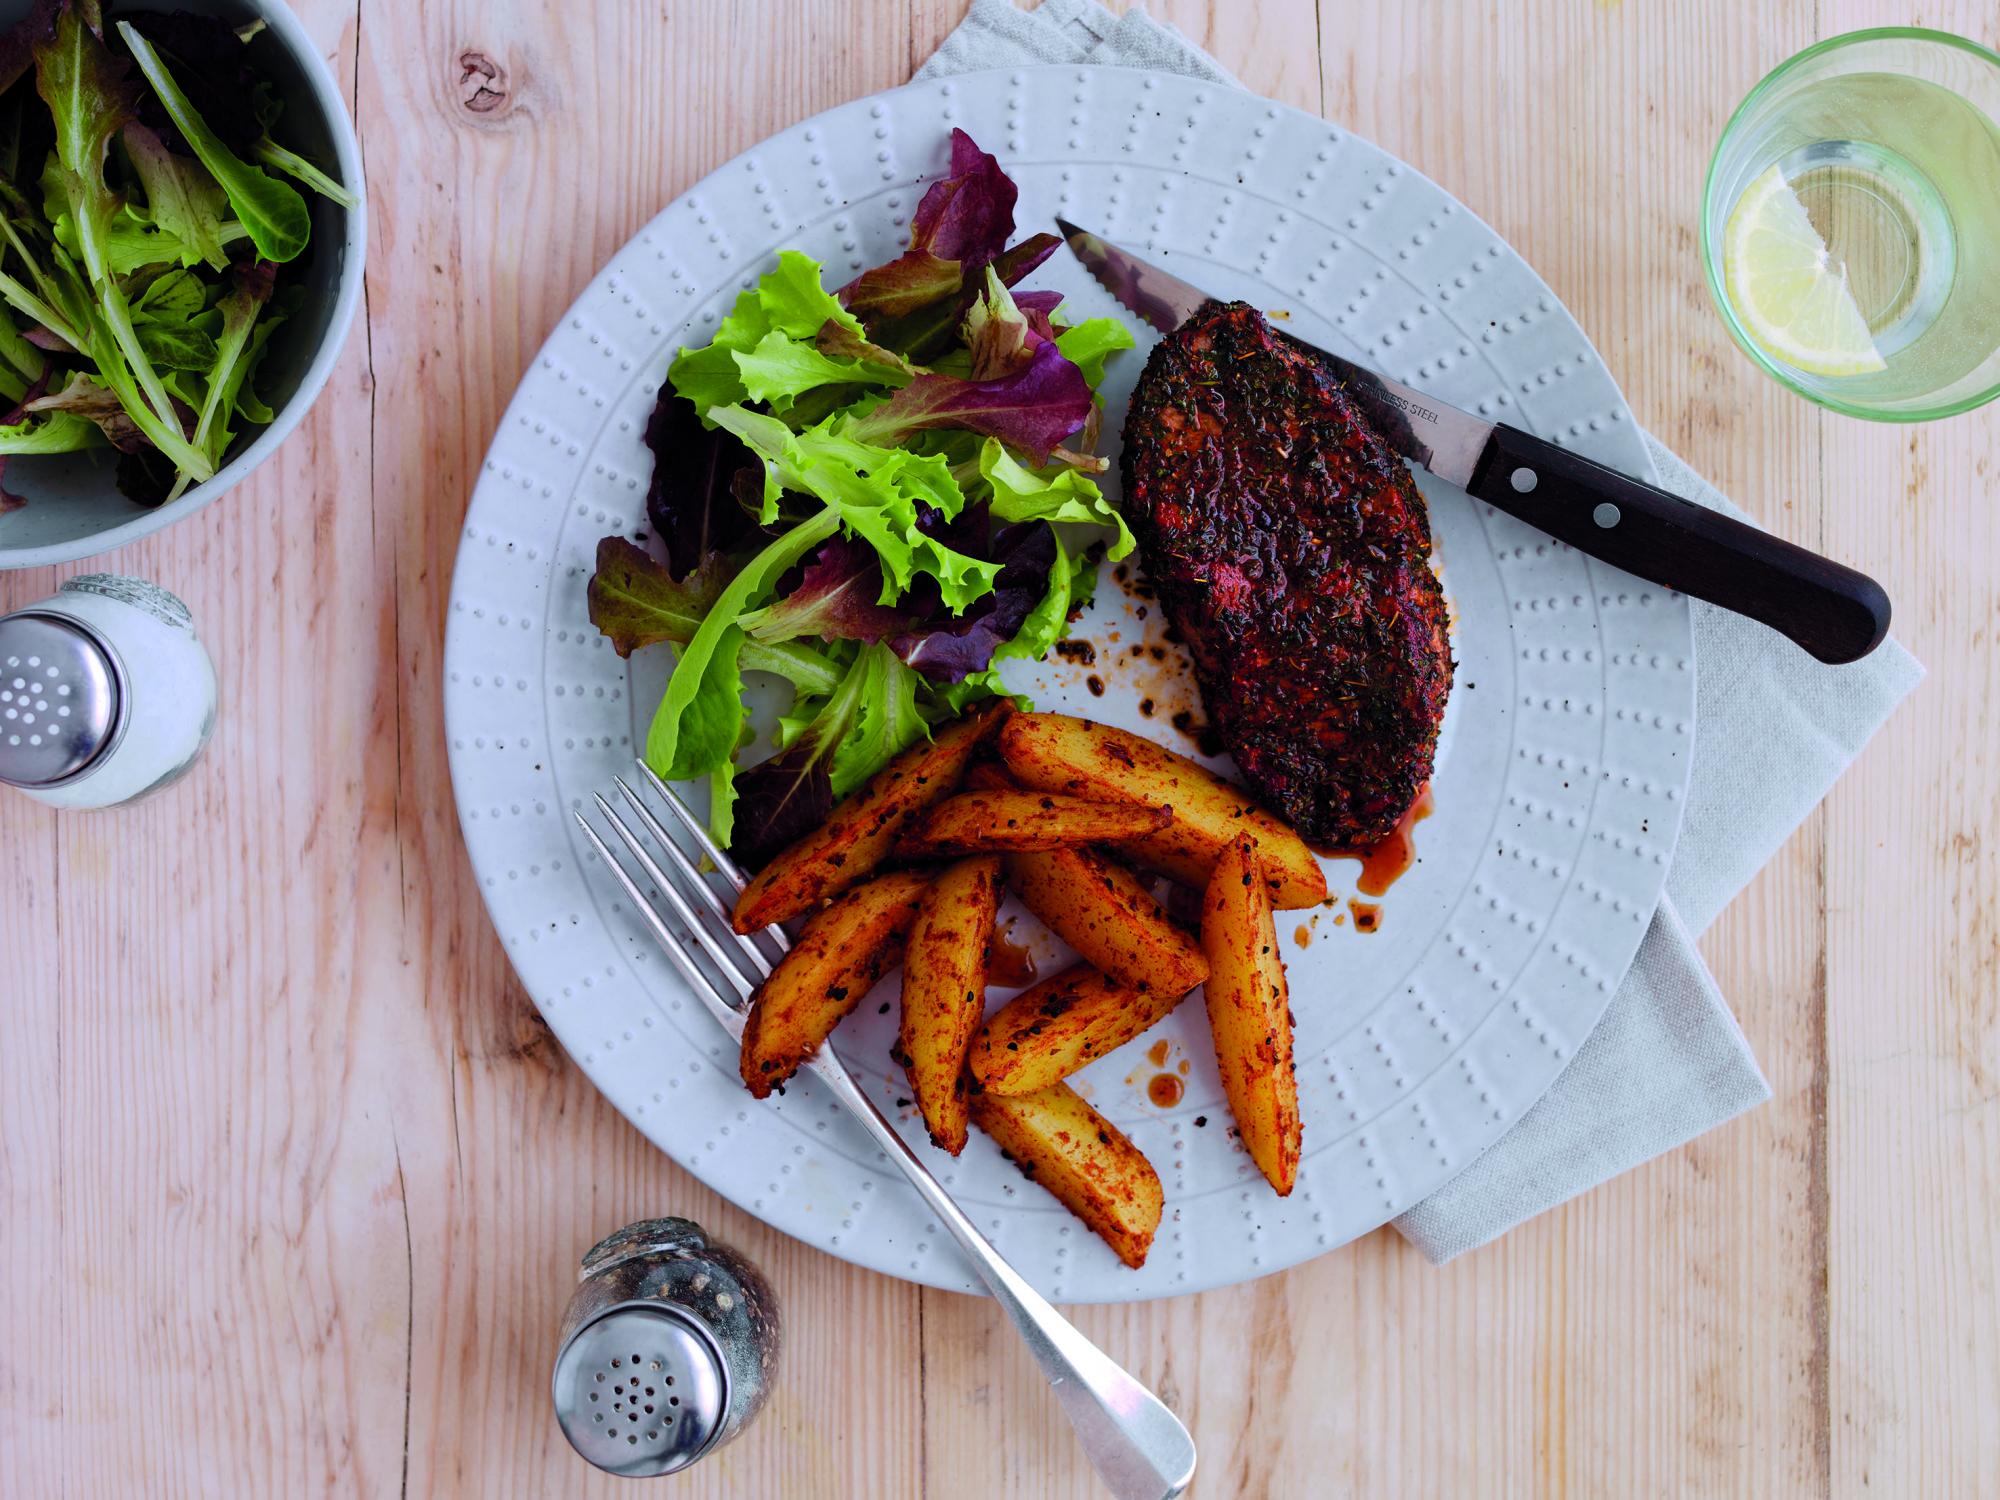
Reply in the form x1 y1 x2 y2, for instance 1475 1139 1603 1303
1467 424 1892 664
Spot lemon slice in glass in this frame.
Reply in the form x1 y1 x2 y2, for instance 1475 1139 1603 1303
1724 164 1886 377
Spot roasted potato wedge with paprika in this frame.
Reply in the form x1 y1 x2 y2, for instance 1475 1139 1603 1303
895 789 1171 858
1004 843 1208 996
969 962 1191 1095
732 700 1009 932
739 871 929 1098
971 1081 1164 1268
961 759 1019 794
1200 835 1301 1194
896 856 1003 1154
997 712 1327 908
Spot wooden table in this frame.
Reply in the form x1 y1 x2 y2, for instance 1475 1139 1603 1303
4 2 1996 1494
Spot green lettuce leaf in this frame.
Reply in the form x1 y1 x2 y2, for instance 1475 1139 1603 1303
122 121 229 270
116 21 308 262
977 438 1134 563
709 404 1000 610
34 2 136 287
644 507 839 779
250 134 356 211
826 644 926 797
668 250 869 417
587 534 845 694
0 408 100 453
188 259 273 470
732 327 900 411
727 641 929 860
1054 316 1136 388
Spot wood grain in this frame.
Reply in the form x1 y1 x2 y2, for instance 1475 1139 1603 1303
2 0 1996 1495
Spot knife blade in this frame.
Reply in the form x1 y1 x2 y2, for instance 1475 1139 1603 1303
1054 218 1892 665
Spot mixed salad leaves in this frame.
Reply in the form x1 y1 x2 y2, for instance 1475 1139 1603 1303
588 130 1136 863
0 0 355 512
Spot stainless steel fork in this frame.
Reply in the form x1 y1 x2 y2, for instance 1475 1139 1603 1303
574 763 1197 1500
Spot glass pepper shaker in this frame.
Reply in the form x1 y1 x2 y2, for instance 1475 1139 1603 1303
0 573 216 809
551 1217 781 1477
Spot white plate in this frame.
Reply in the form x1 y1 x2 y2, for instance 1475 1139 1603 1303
445 66 1694 1301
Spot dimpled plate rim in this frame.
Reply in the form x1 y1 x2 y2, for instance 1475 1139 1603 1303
443 65 1694 1302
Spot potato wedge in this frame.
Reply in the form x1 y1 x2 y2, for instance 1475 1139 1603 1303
895 790 1171 858
970 1081 1163 1267
969 962 1190 1095
1200 835 1301 1194
961 759 1018 794
733 700 1009 932
896 856 1003 1154
739 871 929 1098
997 712 1328 908
1004 845 1207 996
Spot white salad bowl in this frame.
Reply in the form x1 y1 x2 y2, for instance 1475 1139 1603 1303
0 0 365 569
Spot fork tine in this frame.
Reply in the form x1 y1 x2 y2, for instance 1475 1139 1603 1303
614 777 776 979
635 760 750 891
571 811 744 1031
593 794 762 1000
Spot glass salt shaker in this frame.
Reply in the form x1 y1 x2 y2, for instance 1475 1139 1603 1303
0 573 217 809
551 1217 781 1477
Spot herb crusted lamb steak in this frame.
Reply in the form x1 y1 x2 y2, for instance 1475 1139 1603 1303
1119 301 1453 847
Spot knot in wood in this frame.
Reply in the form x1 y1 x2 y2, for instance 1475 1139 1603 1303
458 50 509 115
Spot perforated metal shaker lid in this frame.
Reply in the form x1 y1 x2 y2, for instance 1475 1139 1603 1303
0 611 125 789
552 1303 728 1477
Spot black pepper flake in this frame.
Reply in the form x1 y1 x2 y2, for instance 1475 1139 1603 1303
1194 1115 1208 1127
878 1002 890 1014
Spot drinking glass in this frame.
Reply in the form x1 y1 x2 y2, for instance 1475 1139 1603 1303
1702 28 2000 420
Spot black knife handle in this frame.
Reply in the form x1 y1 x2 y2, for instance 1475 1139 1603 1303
1465 424 1890 664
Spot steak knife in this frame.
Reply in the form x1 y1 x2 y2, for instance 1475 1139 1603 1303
1056 218 1892 665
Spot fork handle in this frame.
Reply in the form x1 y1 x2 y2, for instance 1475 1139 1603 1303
806 1051 1198 1500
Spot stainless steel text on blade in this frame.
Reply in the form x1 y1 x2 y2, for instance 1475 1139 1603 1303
1303 347 1493 489
1054 217 1210 334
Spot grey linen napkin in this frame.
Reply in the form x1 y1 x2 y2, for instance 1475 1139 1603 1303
919 0 1925 1263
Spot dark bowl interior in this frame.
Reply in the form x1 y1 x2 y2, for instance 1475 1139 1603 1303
0 0 359 560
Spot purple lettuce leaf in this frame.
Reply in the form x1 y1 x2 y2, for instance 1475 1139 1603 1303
0 0 58 95
991 231 1059 287
835 249 961 325
1012 289 1062 340
862 230 1065 363
843 339 1091 461
964 271 1055 380
741 534 913 645
642 381 762 580
836 127 1058 360
26 371 144 451
586 536 729 658
727 741 834 872
891 520 1056 683
835 127 1015 332
814 317 917 376
908 128 1017 269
